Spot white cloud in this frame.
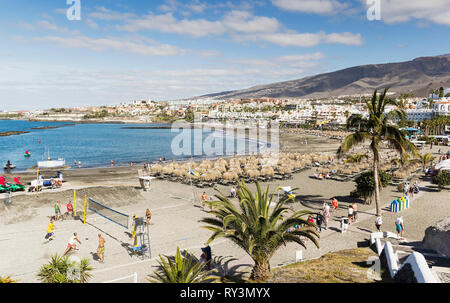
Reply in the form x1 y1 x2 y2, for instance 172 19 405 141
85 19 99 29
87 6 137 21
271 0 348 15
118 10 362 47
365 0 450 26
33 35 187 56
117 13 225 37
245 31 363 47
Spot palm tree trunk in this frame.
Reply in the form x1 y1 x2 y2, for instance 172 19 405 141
251 259 271 281
373 157 381 217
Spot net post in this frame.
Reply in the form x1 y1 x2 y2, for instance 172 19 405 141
83 195 87 224
73 189 77 217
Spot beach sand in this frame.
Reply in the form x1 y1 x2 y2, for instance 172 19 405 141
0 133 448 282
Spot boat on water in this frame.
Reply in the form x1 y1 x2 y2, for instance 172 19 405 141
37 148 65 168
37 158 66 168
4 160 16 170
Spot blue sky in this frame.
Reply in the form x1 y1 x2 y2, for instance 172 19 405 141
0 0 449 110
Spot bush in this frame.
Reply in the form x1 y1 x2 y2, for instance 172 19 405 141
432 170 450 189
351 170 392 204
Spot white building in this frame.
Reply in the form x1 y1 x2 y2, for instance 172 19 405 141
406 109 433 122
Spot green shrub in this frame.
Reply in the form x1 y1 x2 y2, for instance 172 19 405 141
432 170 450 189
351 170 392 204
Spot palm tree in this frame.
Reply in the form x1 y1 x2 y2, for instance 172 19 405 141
416 153 436 172
200 180 320 281
338 88 418 216
37 254 93 283
147 247 218 283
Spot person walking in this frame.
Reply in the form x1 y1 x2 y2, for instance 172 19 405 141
375 216 382 232
403 182 409 197
145 209 152 225
331 197 338 213
347 205 354 224
97 234 106 263
395 217 404 239
409 184 414 198
230 186 236 198
62 233 82 256
110 160 114 167
315 214 323 232
201 192 208 208
352 202 358 222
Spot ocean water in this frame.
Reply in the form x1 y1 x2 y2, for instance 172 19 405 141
0 120 268 171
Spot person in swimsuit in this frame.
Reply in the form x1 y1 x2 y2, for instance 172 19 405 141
97 234 105 263
63 232 81 256
145 209 152 225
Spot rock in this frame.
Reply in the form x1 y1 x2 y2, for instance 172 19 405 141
422 218 450 257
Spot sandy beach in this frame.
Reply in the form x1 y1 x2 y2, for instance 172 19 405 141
0 131 449 283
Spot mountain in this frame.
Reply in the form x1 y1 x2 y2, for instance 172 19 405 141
200 54 450 100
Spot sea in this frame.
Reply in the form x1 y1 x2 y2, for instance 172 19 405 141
0 120 270 171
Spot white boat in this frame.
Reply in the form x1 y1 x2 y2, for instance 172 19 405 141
37 158 66 168
37 148 65 168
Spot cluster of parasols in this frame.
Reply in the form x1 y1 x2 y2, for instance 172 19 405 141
283 129 351 139
147 152 335 187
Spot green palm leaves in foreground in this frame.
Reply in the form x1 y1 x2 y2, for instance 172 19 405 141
148 247 218 283
37 254 93 283
200 180 320 281
338 88 418 216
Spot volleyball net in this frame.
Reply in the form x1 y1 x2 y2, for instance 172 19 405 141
87 198 129 229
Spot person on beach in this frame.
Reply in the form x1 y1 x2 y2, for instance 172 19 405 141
54 201 61 221
78 161 81 168
44 219 55 241
201 192 208 208
230 186 236 198
347 205 354 224
97 234 105 263
395 217 404 239
66 201 73 216
375 216 382 232
315 214 323 232
403 182 409 197
145 209 152 225
322 202 330 230
331 197 338 212
62 233 82 256
110 160 114 167
352 202 358 222
130 161 133 167
409 184 414 198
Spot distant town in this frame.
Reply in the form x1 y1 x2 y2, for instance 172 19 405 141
1 87 449 130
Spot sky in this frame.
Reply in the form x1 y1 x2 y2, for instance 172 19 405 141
0 0 449 110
